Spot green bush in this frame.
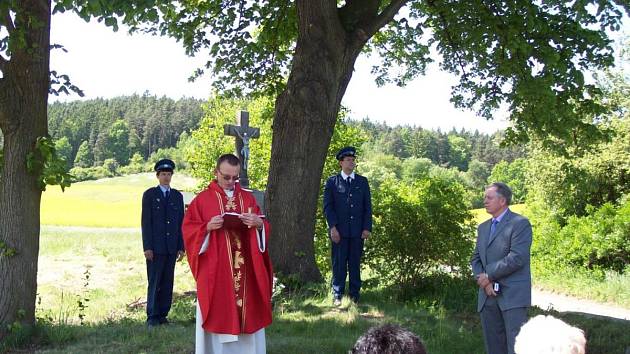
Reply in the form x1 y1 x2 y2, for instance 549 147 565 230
70 166 115 182
363 177 476 286
117 153 151 175
531 196 630 273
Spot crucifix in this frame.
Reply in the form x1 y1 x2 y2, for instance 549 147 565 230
224 110 260 188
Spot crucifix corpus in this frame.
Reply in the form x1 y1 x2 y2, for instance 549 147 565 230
224 110 260 189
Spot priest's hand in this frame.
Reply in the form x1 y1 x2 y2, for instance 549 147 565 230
330 226 341 244
361 230 371 239
240 213 263 229
144 250 154 261
207 215 224 231
177 250 185 262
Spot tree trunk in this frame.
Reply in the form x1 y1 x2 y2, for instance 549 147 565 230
0 0 51 336
266 1 364 282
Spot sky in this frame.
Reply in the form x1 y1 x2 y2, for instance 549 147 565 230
49 11 628 134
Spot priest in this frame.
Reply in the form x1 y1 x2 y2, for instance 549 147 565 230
183 153 273 354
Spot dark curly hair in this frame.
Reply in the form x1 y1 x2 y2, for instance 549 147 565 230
351 324 427 354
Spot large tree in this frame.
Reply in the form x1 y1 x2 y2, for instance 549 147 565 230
0 0 53 332
0 0 139 334
122 0 627 281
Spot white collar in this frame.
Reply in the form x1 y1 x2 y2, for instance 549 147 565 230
340 171 355 180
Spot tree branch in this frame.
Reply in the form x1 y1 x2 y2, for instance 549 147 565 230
360 0 410 40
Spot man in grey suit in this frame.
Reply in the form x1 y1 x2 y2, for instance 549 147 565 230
471 182 532 354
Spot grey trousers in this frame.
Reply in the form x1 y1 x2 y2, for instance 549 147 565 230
480 296 528 354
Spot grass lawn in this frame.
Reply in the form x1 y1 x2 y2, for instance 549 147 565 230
16 226 486 353
40 173 198 228
1 227 623 353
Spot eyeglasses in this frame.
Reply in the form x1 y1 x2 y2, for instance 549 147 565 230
217 170 239 182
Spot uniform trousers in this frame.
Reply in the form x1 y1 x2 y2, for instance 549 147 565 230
331 237 364 301
146 253 177 324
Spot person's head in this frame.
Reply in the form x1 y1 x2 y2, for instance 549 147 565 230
351 324 427 354
154 159 175 186
336 146 357 174
214 154 241 190
515 315 586 354
484 182 512 218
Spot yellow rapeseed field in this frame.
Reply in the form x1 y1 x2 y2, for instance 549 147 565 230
40 173 199 227
471 203 526 225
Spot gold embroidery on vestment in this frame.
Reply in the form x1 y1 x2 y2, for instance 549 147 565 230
234 251 244 269
225 196 237 211
234 270 242 292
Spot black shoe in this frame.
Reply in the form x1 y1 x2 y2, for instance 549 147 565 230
147 319 160 328
158 318 170 325
350 297 359 304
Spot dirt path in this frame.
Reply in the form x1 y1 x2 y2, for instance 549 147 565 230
532 288 630 321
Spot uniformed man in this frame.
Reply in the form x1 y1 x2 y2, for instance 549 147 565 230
323 146 373 306
141 158 185 327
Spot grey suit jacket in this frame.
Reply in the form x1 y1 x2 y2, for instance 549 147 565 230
471 209 532 312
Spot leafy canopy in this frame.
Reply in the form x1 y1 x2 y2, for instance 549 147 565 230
48 0 629 148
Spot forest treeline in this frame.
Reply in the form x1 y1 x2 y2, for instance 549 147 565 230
47 93 205 167
42 93 524 186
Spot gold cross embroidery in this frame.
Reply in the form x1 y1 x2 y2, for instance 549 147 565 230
233 251 245 269
225 196 237 211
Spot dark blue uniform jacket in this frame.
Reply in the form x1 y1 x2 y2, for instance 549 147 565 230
141 186 185 255
323 174 372 238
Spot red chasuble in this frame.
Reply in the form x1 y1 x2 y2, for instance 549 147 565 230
183 181 273 334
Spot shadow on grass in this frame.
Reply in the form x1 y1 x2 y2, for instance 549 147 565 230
1 292 197 354
4 277 629 354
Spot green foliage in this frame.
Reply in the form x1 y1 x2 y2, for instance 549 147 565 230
531 197 630 274
363 177 476 286
0 239 17 258
73 141 93 168
107 1 628 148
417 1 624 149
488 158 528 203
117 153 149 175
401 157 433 181
47 95 204 166
102 158 118 174
186 96 274 191
446 134 471 171
357 121 526 174
26 136 72 192
69 165 115 182
463 159 490 205
107 119 130 165
54 137 73 169
526 116 630 220
358 152 402 188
